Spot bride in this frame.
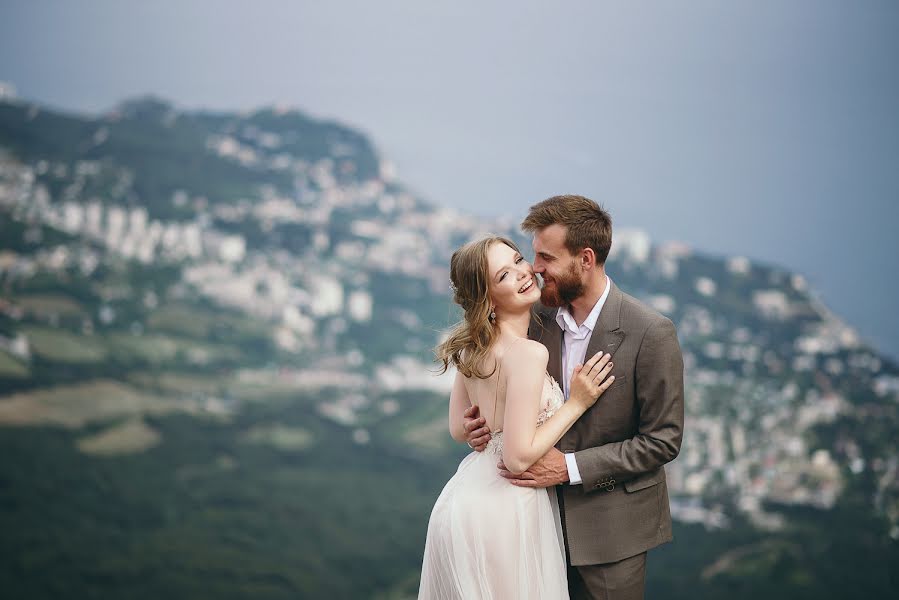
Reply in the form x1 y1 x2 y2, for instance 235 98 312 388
419 235 616 599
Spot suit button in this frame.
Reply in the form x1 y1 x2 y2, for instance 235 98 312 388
607 484 615 492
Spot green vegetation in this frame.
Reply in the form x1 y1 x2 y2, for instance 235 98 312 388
0 392 895 598
15 293 87 318
0 351 29 378
0 379 185 428
76 417 162 456
1 95 897 599
0 397 452 599
22 325 108 364
240 423 314 451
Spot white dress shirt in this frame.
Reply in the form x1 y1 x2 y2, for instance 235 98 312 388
556 275 611 485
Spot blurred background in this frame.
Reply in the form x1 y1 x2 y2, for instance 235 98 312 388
0 1 897 598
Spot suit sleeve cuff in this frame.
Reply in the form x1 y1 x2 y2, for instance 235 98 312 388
565 452 582 485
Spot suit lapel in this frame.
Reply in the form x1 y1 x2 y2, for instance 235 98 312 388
557 279 625 452
530 306 563 384
531 278 625 388
585 279 625 360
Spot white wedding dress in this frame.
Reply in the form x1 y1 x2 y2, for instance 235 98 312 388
418 373 569 599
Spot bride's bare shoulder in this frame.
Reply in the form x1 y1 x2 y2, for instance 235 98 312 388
503 338 548 368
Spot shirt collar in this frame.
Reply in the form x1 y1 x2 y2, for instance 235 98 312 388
555 275 611 337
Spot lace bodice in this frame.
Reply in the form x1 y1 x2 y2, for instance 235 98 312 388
484 373 565 455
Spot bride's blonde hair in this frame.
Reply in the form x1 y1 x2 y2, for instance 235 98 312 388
436 235 522 379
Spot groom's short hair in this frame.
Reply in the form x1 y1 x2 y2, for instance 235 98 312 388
521 194 612 265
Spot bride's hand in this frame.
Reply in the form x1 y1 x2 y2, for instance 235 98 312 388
569 351 615 411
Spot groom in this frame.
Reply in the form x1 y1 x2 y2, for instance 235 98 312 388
463 195 684 600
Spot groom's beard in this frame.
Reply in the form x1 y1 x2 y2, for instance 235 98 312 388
540 262 585 308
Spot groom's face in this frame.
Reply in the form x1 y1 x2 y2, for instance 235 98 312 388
531 224 586 308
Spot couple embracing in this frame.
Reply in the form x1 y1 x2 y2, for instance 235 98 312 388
419 195 685 599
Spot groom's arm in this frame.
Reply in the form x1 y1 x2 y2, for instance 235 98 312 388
573 317 684 491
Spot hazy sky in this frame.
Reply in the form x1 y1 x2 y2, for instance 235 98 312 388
2 1 898 359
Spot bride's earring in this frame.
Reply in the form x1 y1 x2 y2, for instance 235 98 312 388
489 308 496 323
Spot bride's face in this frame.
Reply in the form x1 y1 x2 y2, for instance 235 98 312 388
486 241 540 316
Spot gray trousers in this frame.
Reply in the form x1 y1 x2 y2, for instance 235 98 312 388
558 488 648 600
568 553 647 600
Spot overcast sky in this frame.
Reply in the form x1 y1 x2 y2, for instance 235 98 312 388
2 0 897 359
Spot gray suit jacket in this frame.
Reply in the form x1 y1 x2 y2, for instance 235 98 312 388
529 279 685 566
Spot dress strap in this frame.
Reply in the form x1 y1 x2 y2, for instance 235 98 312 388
492 337 526 429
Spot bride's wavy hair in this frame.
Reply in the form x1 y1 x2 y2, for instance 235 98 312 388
436 235 522 379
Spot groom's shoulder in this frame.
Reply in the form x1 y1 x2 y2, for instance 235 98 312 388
533 302 557 319
616 285 673 331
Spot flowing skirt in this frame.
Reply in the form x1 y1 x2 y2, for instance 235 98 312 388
418 450 569 599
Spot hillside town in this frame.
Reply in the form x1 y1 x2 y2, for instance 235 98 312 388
1 105 897 540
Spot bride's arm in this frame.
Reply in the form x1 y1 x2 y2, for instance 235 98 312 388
502 342 613 474
448 371 473 442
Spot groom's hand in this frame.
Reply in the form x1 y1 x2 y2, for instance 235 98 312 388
498 448 569 487
463 405 491 452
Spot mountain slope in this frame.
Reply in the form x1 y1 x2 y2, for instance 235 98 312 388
1 96 897 598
